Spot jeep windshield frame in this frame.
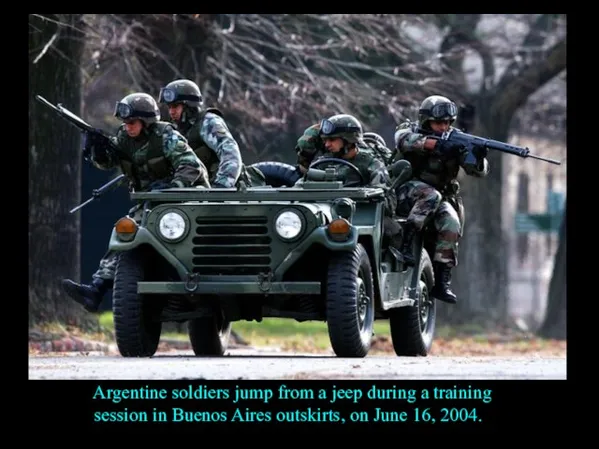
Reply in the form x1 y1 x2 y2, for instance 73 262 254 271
130 187 386 203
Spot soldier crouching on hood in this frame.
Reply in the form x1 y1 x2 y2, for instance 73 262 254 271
158 78 265 188
61 92 209 313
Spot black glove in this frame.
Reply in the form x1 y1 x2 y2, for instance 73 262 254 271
149 180 176 191
83 130 112 161
434 139 465 156
472 145 488 159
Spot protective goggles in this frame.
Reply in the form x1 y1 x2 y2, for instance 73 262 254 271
320 119 361 136
158 88 201 104
420 102 458 120
113 102 157 120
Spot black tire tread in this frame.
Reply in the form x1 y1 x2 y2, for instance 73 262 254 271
250 161 301 187
326 243 374 358
112 250 161 357
188 317 232 356
389 249 436 356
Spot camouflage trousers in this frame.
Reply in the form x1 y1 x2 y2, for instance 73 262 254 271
396 180 461 267
91 205 144 282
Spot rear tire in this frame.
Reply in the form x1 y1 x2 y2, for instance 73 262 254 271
188 312 232 356
389 249 436 356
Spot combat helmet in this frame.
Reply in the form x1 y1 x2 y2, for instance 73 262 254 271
363 132 387 148
113 93 160 126
418 95 458 127
158 79 203 109
319 114 363 144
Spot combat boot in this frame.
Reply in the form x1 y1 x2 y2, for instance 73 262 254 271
431 262 457 304
400 223 417 266
61 278 112 313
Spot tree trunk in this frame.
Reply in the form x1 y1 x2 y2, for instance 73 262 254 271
537 203 566 339
438 105 509 325
29 14 97 330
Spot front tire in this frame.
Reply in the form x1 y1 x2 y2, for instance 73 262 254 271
389 249 436 356
326 243 375 358
112 250 162 357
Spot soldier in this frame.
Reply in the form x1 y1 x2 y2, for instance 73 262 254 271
297 114 396 216
158 78 265 187
295 122 393 173
61 92 210 313
393 95 489 304
362 132 394 165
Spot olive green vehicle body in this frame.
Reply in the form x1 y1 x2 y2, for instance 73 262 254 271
108 182 420 319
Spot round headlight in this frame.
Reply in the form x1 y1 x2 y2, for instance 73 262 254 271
275 211 303 240
158 212 186 240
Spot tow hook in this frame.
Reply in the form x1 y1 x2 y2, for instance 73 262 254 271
258 271 274 293
184 272 200 293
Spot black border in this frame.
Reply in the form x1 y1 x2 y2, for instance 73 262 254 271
24 13 578 437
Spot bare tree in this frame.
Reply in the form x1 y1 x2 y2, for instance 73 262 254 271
29 14 97 329
78 14 455 162
403 14 567 324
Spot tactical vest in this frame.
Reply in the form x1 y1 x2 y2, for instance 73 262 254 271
184 108 223 182
118 121 176 189
398 122 460 190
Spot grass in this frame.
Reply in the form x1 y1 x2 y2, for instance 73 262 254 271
34 313 566 356
97 312 469 351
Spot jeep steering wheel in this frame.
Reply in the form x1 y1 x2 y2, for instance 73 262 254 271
309 157 366 187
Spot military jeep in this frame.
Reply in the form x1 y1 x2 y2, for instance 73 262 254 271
107 158 436 358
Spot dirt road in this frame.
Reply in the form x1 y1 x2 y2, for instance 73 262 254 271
29 348 566 379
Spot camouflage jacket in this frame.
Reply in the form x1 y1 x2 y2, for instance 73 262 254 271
295 124 326 169
297 150 396 216
295 124 393 169
91 121 209 191
175 109 242 188
393 121 489 190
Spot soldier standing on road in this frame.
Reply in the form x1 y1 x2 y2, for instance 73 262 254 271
393 95 489 304
158 78 265 188
61 92 210 313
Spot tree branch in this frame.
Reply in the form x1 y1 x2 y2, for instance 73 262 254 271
492 38 566 119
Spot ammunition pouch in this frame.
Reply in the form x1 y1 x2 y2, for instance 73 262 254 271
147 156 172 179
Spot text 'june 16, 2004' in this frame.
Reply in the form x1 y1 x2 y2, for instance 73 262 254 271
91 383 493 424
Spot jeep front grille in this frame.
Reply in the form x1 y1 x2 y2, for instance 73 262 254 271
191 216 272 275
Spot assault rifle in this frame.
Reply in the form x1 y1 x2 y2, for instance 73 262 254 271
426 127 562 166
35 95 132 212
35 95 116 161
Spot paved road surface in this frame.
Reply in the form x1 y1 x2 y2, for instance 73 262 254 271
29 348 566 379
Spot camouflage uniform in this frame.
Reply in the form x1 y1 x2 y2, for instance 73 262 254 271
393 95 489 304
306 149 396 215
295 124 393 171
61 92 209 312
159 79 265 188
295 114 396 216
